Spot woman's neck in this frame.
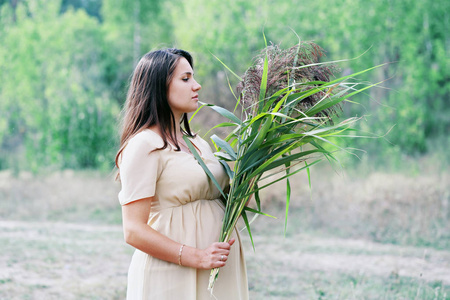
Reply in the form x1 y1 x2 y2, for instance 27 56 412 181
175 127 183 139
173 114 183 138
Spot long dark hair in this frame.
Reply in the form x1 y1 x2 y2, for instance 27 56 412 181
115 48 195 168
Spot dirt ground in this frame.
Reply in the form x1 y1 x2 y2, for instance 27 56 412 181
1 220 449 299
1 169 449 299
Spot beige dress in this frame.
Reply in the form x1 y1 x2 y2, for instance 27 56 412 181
118 129 248 300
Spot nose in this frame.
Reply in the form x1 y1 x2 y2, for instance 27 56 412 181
193 80 201 91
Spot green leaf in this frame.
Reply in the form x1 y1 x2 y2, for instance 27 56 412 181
215 152 235 161
304 65 387 116
284 161 291 236
210 52 243 82
305 161 312 201
261 148 325 174
202 122 237 138
244 206 276 219
183 136 226 200
245 142 298 179
219 159 234 180
254 184 261 212
246 116 273 153
189 103 207 123
199 101 242 124
211 134 237 160
254 159 323 192
241 210 255 251
258 32 269 111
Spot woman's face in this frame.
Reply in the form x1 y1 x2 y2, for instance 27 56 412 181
167 57 202 120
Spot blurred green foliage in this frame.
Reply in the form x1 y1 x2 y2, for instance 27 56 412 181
0 0 448 172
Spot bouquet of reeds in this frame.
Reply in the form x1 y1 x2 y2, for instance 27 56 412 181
185 38 382 291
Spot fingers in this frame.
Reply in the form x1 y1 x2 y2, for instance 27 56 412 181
213 242 231 250
200 240 238 269
215 238 235 249
214 239 236 265
209 250 228 269
218 253 228 263
212 243 230 256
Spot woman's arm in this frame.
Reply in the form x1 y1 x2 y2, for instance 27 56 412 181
121 196 235 269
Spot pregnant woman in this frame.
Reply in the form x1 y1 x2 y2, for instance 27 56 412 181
115 48 248 300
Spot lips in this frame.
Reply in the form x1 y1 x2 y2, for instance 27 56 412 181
192 94 199 101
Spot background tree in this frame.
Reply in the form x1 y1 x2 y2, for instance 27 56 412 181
0 0 448 172
0 1 119 171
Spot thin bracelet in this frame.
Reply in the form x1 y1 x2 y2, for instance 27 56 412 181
178 244 185 266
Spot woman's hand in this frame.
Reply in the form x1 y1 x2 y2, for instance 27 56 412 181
197 239 235 269
122 197 238 270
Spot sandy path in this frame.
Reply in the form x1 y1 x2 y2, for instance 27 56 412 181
0 220 132 299
243 234 450 286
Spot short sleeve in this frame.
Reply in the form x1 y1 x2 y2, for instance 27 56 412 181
118 132 163 205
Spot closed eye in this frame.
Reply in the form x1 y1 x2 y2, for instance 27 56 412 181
181 71 193 82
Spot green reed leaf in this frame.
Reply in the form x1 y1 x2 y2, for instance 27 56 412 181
184 136 226 200
211 134 237 160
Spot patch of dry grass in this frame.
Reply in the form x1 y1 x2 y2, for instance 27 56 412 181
0 170 122 224
257 166 450 249
0 220 132 299
1 166 448 248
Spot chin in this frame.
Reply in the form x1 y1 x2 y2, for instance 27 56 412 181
189 104 199 112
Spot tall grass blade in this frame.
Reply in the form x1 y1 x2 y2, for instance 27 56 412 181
284 161 291 236
244 206 276 219
211 134 237 160
183 136 226 199
305 161 312 201
210 52 243 82
241 210 255 251
259 33 269 108
199 102 242 124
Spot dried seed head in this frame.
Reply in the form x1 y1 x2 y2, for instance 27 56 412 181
237 41 342 120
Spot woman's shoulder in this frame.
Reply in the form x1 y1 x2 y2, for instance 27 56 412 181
191 133 206 144
126 129 165 152
191 134 214 151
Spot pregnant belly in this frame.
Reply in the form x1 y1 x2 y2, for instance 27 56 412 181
149 199 225 248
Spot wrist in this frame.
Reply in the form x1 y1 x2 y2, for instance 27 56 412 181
178 244 185 266
180 245 203 269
